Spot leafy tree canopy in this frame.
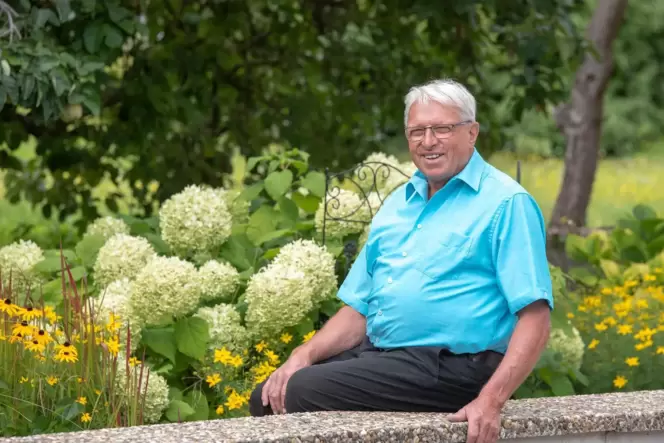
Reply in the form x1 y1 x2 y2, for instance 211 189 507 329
0 0 586 224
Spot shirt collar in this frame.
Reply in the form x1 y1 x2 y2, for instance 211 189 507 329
405 148 485 200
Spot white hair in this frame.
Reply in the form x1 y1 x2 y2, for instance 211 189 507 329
403 79 476 127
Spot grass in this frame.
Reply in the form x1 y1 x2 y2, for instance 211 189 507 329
489 150 664 227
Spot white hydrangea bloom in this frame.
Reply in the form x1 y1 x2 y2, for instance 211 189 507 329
114 353 170 424
93 234 156 288
270 239 337 304
547 326 585 372
94 278 133 321
0 240 44 296
84 216 130 241
198 260 240 302
382 161 417 195
244 263 315 338
194 303 249 352
314 189 369 238
354 152 402 192
159 185 233 256
129 256 201 326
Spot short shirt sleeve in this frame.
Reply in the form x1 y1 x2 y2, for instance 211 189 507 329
336 243 372 316
491 193 554 314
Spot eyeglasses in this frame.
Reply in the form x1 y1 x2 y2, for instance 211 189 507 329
405 121 472 141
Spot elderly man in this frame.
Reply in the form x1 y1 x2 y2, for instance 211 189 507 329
249 79 553 443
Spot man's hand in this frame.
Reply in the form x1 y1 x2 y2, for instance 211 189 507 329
447 394 502 443
261 352 312 414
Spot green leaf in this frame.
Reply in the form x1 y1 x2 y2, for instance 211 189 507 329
301 171 326 197
43 249 77 262
633 204 657 220
295 317 315 337
320 299 341 317
264 170 293 201
620 245 647 263
142 327 177 364
174 317 210 361
53 0 72 22
548 374 575 397
185 391 209 421
34 9 59 29
255 229 294 246
569 368 589 387
564 234 589 263
103 24 124 48
278 196 299 222
144 233 171 255
75 234 106 266
34 257 65 274
54 401 83 422
219 235 255 271
246 205 279 246
165 400 195 422
83 23 103 53
291 191 321 214
68 266 87 282
239 183 263 201
599 259 621 280
647 234 664 258
0 379 9 390
41 279 63 304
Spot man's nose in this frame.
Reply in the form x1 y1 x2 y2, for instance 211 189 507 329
422 128 437 148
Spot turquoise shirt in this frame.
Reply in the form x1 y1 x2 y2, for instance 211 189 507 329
337 149 553 354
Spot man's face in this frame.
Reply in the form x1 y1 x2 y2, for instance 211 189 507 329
405 100 479 188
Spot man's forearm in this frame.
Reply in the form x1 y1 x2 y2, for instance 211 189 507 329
479 300 551 407
292 305 366 364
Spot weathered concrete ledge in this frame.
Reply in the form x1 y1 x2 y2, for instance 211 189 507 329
2 390 664 442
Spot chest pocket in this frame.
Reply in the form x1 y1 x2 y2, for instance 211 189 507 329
414 230 473 280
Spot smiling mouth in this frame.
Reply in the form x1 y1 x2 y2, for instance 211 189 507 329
422 153 444 160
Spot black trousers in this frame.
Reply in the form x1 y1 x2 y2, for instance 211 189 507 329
249 337 501 416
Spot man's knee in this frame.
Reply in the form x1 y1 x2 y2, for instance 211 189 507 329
284 368 319 413
249 381 270 417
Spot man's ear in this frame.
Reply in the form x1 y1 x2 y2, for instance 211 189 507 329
469 121 480 144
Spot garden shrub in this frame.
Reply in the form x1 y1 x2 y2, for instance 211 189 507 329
0 147 580 435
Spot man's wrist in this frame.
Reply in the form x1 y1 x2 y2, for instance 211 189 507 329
292 343 316 365
478 385 508 409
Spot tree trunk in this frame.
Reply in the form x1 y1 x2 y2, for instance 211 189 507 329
549 0 628 234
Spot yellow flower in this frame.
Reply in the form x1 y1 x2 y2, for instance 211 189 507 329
46 376 59 386
280 333 293 344
55 342 78 357
19 376 29 384
128 357 141 367
654 267 663 274
617 324 633 335
19 306 43 321
95 389 102 396
263 350 280 366
43 306 59 324
603 317 617 327
206 373 222 388
566 312 575 319
214 347 233 365
625 357 639 367
578 305 588 312
54 350 78 363
225 390 248 410
24 339 45 353
105 337 119 356
255 341 268 353
34 329 53 346
106 313 122 333
302 330 316 342
229 355 243 368
636 299 649 309
613 375 628 389
594 323 608 332
625 280 638 288
12 321 34 337
0 298 21 317
81 413 92 423
644 274 656 282
656 346 664 355
588 339 600 349
216 405 224 415
635 340 653 351
77 397 87 405
601 287 612 295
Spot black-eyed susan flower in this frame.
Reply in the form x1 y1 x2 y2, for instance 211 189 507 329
24 339 45 353
19 306 42 321
54 350 78 363
0 298 21 317
12 321 33 337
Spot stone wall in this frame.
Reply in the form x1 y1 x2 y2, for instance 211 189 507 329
1 390 663 442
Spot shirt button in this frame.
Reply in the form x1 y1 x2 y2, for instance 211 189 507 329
378 309 383 316
387 277 393 284
402 251 407 257
417 224 422 229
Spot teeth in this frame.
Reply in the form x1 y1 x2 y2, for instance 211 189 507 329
424 154 441 159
